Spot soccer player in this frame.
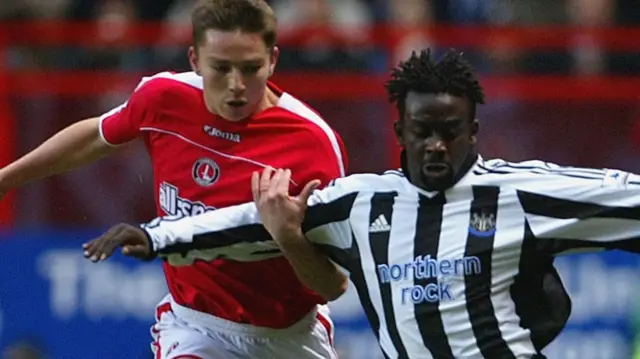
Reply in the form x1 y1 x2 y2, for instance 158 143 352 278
85 48 640 359
0 0 347 358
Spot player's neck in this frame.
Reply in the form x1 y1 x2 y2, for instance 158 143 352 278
453 151 479 184
244 87 279 117
260 87 280 110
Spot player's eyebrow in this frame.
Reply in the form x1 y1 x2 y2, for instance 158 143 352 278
444 117 464 125
409 115 462 123
206 57 265 65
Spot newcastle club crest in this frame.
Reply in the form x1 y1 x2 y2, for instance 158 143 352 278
468 211 496 237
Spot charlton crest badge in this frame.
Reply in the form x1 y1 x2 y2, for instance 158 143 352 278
192 158 221 187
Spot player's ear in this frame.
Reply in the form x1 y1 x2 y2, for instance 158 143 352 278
268 46 279 77
188 46 201 75
394 120 405 147
469 119 479 146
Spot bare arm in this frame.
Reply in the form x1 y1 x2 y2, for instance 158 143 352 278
0 117 119 191
276 229 348 301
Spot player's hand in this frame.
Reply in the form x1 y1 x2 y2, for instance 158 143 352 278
252 168 320 243
82 223 155 262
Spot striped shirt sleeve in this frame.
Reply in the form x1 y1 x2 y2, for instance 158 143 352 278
142 178 358 262
513 167 640 255
302 179 358 270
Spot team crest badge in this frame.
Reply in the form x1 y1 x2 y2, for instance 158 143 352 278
469 212 496 237
192 158 220 187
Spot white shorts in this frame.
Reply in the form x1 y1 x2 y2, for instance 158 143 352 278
150 295 338 359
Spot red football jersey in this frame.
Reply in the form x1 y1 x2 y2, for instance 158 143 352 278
99 71 347 328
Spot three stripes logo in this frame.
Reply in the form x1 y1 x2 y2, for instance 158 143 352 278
369 214 391 233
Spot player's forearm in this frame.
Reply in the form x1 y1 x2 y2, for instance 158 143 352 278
0 117 116 189
143 202 264 253
277 231 348 302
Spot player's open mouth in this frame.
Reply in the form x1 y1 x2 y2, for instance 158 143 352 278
227 100 247 108
422 163 450 176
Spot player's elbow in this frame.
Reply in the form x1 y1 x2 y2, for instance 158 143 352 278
321 275 348 302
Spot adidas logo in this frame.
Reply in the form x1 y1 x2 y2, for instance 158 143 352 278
369 214 391 233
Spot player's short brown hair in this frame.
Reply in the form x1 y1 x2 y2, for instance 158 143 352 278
191 0 277 49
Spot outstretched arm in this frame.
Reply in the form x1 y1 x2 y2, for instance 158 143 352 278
0 74 159 197
508 166 640 255
83 168 355 301
0 117 117 195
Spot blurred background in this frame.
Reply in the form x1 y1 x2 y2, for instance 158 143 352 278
1 0 640 358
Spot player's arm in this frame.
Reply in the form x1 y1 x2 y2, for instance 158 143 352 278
83 170 358 301
0 117 116 193
515 168 640 255
0 75 157 195
269 129 349 300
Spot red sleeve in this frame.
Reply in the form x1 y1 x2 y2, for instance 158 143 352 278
99 77 160 145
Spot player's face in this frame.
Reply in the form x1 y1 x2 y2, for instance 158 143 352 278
189 29 278 122
395 92 478 191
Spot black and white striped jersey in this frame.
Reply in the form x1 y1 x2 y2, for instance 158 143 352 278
143 156 640 359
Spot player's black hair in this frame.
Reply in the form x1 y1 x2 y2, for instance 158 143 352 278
385 49 485 121
191 0 277 49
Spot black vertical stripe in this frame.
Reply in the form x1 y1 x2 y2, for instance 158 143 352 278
346 234 390 358
414 193 455 358
464 186 516 359
368 192 409 359
510 220 571 353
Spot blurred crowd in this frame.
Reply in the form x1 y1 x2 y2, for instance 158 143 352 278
1 0 640 75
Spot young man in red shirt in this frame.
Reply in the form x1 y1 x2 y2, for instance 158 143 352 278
0 0 347 358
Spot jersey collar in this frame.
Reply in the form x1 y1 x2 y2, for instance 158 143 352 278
399 152 483 197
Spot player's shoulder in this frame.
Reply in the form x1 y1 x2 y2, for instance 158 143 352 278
275 92 336 134
273 90 346 170
326 170 407 194
133 71 203 96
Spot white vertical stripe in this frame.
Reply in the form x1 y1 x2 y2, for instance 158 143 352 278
352 192 398 358
438 186 481 358
388 191 434 359
491 188 536 356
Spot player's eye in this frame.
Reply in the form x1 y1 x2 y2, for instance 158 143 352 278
411 126 432 137
441 129 459 141
213 65 231 73
241 65 262 75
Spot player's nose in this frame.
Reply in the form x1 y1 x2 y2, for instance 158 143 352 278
425 136 447 154
227 69 246 94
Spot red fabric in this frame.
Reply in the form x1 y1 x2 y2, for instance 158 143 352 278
101 73 346 328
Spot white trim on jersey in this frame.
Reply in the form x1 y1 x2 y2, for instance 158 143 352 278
277 93 345 176
98 106 125 147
